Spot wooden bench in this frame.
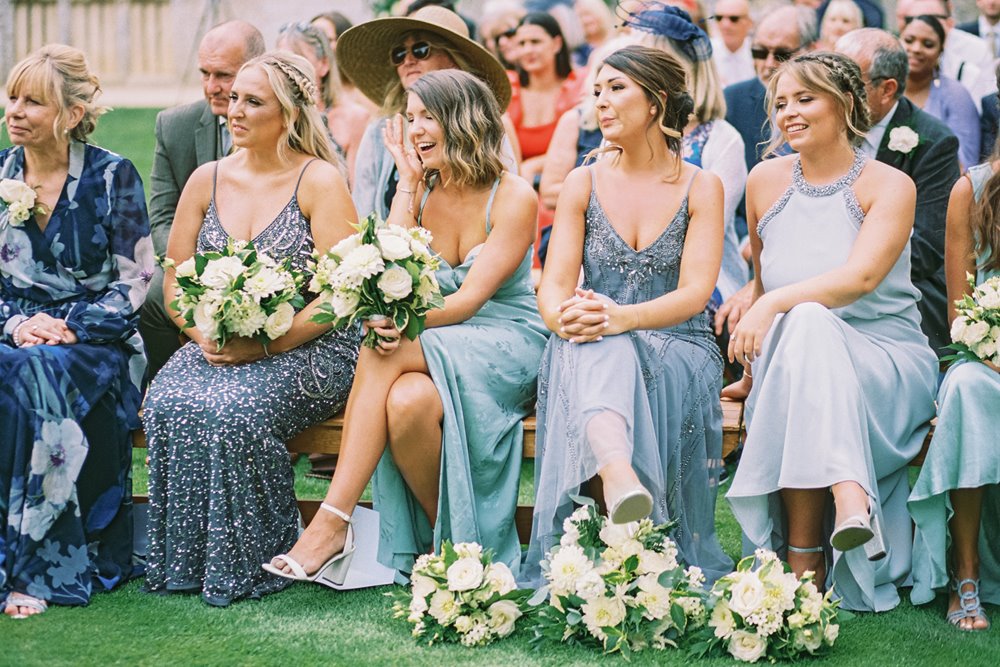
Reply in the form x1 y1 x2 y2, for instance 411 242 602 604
132 398 932 542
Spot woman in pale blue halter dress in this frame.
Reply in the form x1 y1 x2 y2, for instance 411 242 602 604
524 45 733 585
725 53 937 612
266 70 547 583
909 160 1000 630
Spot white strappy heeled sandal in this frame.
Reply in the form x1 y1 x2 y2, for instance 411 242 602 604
262 503 355 587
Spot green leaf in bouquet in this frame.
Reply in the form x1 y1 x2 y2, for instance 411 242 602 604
526 585 549 607
565 609 582 626
194 253 208 275
836 607 856 623
623 554 639 574
670 602 687 631
394 308 410 334
657 569 681 589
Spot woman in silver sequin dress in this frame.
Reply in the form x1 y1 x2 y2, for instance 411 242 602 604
142 52 360 606
523 45 734 585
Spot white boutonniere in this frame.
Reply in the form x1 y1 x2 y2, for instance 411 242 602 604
0 178 45 227
887 126 920 155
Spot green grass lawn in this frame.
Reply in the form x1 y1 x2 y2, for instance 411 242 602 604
5 110 1000 665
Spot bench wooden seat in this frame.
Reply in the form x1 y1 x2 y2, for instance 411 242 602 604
131 398 933 542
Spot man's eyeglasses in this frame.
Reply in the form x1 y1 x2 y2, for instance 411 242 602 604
500 27 518 39
390 41 432 66
750 46 797 62
713 14 747 23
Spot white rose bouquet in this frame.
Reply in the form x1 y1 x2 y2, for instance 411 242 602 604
946 273 1000 367
162 238 304 350
690 549 849 663
390 540 530 647
308 213 444 349
530 497 708 657
0 178 47 227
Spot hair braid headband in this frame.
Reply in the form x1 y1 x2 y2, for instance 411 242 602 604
272 58 318 106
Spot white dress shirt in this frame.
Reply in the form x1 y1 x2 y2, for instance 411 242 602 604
941 27 997 107
862 101 898 158
712 37 755 88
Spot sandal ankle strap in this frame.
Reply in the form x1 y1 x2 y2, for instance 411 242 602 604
787 544 825 554
319 502 352 523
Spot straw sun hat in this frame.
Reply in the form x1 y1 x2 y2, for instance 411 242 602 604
337 5 512 111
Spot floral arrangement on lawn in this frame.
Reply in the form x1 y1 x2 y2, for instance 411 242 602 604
390 541 530 647
0 178 47 227
163 238 304 350
690 549 849 663
308 213 444 348
530 497 708 657
946 273 1000 366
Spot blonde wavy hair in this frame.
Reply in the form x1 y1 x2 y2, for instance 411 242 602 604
240 52 343 169
407 70 505 189
5 44 108 142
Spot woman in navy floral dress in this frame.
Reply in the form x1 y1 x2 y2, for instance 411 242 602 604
0 45 153 618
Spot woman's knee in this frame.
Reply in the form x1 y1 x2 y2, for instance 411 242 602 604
386 373 442 434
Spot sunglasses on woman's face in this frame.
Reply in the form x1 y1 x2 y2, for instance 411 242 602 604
390 41 432 66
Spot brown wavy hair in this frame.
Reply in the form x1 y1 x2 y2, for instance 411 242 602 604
971 161 1000 272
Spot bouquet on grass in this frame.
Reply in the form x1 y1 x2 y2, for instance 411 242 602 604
390 541 530 647
164 238 304 350
946 273 1000 366
530 497 708 657
309 213 444 348
690 549 849 663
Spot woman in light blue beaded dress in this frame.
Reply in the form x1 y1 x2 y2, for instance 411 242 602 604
143 52 360 606
523 45 734 585
265 70 547 584
909 160 1000 630
725 53 938 612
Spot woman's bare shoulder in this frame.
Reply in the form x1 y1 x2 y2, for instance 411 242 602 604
856 158 915 198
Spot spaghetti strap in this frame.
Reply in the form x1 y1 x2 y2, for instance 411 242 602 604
293 158 319 198
211 162 220 204
683 168 699 198
416 183 433 227
484 176 502 234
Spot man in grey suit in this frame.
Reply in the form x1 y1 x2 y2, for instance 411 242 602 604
140 20 264 378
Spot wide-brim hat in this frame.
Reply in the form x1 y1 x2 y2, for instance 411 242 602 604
337 6 512 111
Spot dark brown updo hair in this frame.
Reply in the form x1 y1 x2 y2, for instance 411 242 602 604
598 44 694 155
764 51 872 157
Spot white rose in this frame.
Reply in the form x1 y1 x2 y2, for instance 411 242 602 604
6 200 29 225
329 233 362 260
410 573 437 601
574 570 607 601
978 286 1000 310
377 229 413 261
711 598 737 639
377 264 414 302
636 548 678 575
453 542 483 559
175 257 197 279
487 599 522 637
974 336 998 360
263 301 295 340
338 245 385 288
484 562 517 595
193 297 223 340
887 126 919 154
727 629 768 663
962 320 990 346
582 596 627 641
427 589 460 625
728 573 767 618
200 255 247 289
0 178 31 204
327 289 360 319
792 626 823 652
598 521 635 549
950 316 970 345
453 615 473 633
823 622 840 645
446 556 485 592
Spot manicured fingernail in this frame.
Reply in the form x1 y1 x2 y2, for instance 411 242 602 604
559 327 565 333
603 322 609 328
557 318 563 324
596 336 603 341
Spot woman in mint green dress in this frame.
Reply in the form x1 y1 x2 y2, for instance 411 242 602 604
909 160 1000 631
264 70 547 585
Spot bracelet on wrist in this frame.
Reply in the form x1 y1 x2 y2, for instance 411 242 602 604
11 320 28 347
396 187 414 195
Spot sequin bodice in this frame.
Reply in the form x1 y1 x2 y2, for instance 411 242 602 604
198 197 314 276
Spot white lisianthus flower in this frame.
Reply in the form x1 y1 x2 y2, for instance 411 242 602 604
787 612 806 629
409 594 428 616
0 179 38 225
727 572 767 618
978 285 1000 309
574 570 607 601
800 592 823 623
327 289 360 319
338 245 385 288
409 226 432 245
484 562 517 595
378 264 413 302
200 255 247 289
329 233 362 260
446 556 485 592
560 518 581 546
263 301 295 340
637 548 678 575
728 629 768 663
193 297 223 339
410 573 437 601
377 229 413 261
792 626 823 652
619 539 644 558
415 272 439 304
962 320 991 346
428 589 460 624
453 542 483 559
487 599 522 637
823 622 840 645
974 337 998 360
950 316 970 345
453 615 473 633
175 256 197 279
599 521 635 549
548 545 594 595
711 598 737 639
582 596 627 641
6 201 29 225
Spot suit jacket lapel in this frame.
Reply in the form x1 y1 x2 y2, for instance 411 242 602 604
194 103 219 165
875 99 914 171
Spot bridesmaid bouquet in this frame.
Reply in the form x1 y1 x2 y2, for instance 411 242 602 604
690 550 847 663
530 498 708 656
947 273 1000 366
308 213 444 349
164 238 305 350
390 541 530 647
